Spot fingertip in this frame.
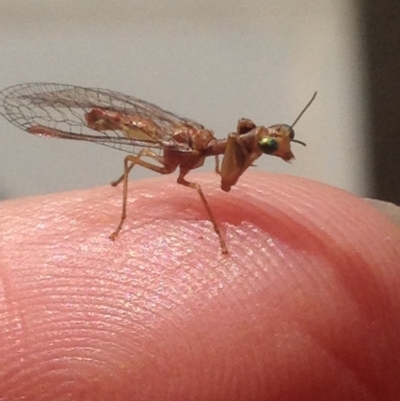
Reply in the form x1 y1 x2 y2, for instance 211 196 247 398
364 198 400 227
1 172 400 400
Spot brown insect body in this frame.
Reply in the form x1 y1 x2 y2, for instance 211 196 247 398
85 107 217 174
0 83 316 254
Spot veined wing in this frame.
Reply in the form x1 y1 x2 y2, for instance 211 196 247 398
0 82 204 153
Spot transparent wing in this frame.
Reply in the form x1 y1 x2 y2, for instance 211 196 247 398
0 82 204 153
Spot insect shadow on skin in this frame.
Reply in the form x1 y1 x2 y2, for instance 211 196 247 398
0 83 316 254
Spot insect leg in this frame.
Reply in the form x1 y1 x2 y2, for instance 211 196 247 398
177 171 228 255
109 152 171 241
111 149 163 187
214 155 221 175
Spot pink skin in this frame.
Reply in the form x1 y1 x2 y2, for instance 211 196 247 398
1 172 400 400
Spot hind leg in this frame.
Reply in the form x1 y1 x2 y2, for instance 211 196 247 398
111 149 163 187
109 151 171 241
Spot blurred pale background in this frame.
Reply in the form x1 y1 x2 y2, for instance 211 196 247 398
0 0 370 200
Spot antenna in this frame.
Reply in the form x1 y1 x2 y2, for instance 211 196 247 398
292 138 307 146
288 91 317 146
291 91 317 128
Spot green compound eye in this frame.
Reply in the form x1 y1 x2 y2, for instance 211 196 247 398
258 137 279 154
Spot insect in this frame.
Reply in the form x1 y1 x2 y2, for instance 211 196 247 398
0 83 316 254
